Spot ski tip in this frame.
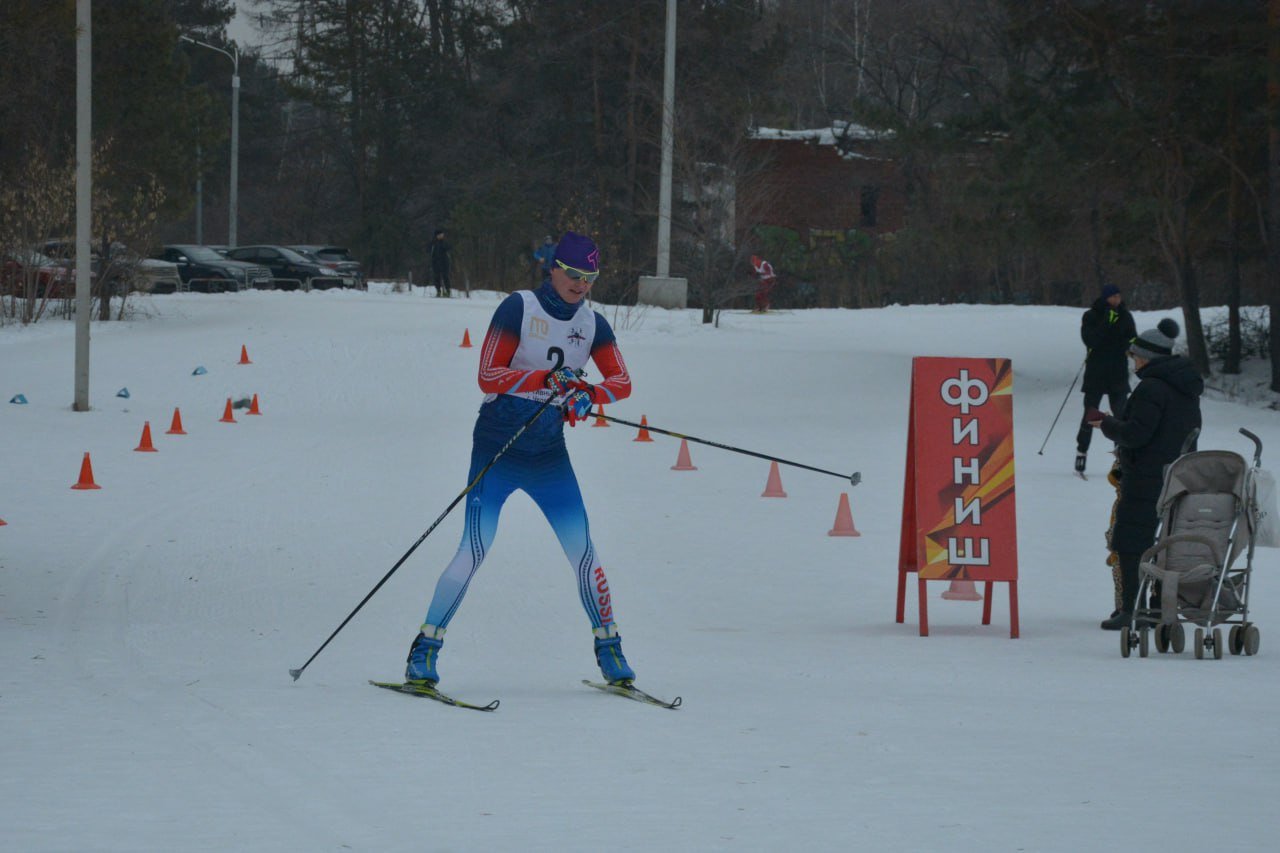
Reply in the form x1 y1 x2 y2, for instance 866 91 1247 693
288 668 303 681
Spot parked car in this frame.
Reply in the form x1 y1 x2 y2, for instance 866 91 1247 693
40 239 183 294
1 250 74 298
152 245 273 292
289 245 364 289
224 245 350 290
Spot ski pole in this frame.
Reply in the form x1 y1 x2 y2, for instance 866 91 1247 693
592 412 861 486
1037 358 1086 456
289 393 560 682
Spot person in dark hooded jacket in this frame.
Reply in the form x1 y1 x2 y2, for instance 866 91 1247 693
1076 283 1136 475
1087 318 1202 629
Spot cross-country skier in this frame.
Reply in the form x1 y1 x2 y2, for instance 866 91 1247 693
1075 283 1136 475
751 254 777 313
404 230 638 686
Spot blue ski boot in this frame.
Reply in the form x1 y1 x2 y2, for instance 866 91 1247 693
405 625 444 685
593 625 635 685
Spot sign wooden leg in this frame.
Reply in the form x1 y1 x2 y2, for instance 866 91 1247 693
1009 580 1020 639
896 567 908 623
917 577 930 637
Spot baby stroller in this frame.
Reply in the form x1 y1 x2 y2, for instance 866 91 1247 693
1120 428 1274 659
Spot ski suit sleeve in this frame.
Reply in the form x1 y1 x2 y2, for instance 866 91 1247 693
477 293 545 395
584 311 632 405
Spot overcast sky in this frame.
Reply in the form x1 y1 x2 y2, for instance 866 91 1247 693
228 7 255 47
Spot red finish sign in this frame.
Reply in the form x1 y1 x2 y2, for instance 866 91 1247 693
897 357 1019 637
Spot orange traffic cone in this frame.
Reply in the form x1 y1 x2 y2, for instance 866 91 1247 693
166 407 187 435
671 438 698 471
134 421 158 452
941 580 982 601
219 398 237 423
0 516 7 526
460 329 473 348
246 393 262 415
591 404 608 427
633 415 654 442
827 493 860 536
71 452 101 490
239 344 252 364
761 461 787 497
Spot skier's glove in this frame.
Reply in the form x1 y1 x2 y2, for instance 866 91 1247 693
563 387 595 426
545 367 582 395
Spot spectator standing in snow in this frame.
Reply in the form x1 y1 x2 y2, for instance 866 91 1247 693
751 255 777 313
1076 283 1136 475
429 228 452 298
1088 319 1202 629
403 230 640 687
533 235 557 280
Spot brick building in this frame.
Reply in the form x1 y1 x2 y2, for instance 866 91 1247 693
737 123 905 243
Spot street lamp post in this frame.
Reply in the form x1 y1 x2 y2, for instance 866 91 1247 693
74 0 91 411
180 35 239 248
656 0 676 279
637 0 687 309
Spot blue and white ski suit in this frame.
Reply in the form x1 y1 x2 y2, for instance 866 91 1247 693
421 281 632 632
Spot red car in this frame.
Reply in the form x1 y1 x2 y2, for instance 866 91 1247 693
1 251 75 298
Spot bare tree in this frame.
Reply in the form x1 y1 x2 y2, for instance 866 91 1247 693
0 148 74 325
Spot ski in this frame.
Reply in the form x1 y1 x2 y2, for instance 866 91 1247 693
581 679 682 709
1075 471 1088 481
369 680 499 712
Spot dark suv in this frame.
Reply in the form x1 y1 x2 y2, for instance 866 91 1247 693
290 245 365 289
224 245 349 290
153 245 273 292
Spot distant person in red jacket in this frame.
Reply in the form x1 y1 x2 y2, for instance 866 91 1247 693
751 255 777 313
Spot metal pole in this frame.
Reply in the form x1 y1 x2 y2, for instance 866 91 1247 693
179 36 238 247
73 0 91 412
195 141 203 244
656 0 676 277
229 52 239 248
593 411 861 486
1036 358 1086 455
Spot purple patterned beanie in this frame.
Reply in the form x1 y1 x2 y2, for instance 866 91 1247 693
554 231 600 272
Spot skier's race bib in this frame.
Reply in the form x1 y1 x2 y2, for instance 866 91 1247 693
500 290 596 403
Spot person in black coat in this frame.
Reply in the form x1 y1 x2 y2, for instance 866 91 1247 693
1087 318 1203 629
1076 283 1137 474
429 228 452 297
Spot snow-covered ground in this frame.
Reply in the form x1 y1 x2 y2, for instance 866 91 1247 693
2 286 1278 852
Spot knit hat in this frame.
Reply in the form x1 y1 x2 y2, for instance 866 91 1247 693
1130 318 1180 360
1101 283 1120 299
554 231 600 272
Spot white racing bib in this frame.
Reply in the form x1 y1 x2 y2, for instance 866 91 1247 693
488 290 596 403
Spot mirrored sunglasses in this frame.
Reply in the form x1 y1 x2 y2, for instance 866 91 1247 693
556 259 599 283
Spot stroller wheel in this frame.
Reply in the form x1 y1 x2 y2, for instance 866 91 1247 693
1194 628 1205 660
1244 625 1261 656
1139 628 1150 658
1229 625 1243 655
1170 622 1186 654
1154 625 1169 654
1120 627 1132 658
1213 628 1224 660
